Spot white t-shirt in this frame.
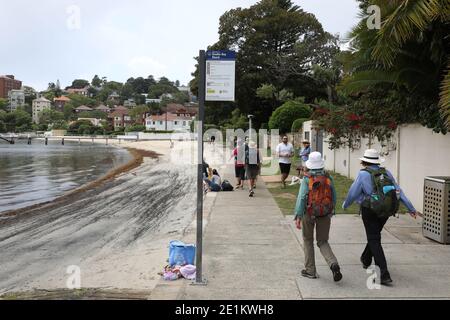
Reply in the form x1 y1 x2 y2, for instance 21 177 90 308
276 143 294 164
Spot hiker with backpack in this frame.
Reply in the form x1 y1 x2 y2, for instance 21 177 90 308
294 152 343 282
343 149 418 285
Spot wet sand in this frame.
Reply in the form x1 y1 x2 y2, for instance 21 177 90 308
0 140 197 296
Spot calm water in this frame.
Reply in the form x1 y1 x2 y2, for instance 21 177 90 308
0 140 132 213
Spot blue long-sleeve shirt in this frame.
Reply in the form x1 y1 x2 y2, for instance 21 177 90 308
343 165 416 212
299 146 311 161
294 169 337 219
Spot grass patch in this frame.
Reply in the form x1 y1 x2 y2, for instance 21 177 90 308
267 171 361 216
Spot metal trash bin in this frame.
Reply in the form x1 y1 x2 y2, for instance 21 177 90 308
422 177 450 244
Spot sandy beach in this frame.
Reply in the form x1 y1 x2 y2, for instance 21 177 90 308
0 139 198 296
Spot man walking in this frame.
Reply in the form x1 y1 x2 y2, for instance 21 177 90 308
343 149 417 285
294 152 342 282
245 141 261 197
276 136 294 188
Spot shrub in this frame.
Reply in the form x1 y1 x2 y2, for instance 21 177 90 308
291 118 309 133
126 124 146 132
269 100 312 134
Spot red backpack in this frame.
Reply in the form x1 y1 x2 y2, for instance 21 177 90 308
306 173 334 217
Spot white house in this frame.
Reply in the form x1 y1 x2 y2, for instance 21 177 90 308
32 96 52 124
7 89 25 112
146 98 161 104
145 112 192 132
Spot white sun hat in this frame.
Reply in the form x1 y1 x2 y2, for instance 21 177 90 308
359 149 385 164
305 152 325 170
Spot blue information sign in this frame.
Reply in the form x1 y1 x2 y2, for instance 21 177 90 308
205 50 236 101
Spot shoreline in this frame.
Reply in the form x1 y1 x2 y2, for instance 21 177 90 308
0 146 160 219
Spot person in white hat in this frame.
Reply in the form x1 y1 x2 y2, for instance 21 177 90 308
343 149 418 285
294 152 342 282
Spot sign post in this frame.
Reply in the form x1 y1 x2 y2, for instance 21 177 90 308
194 49 235 285
195 50 206 285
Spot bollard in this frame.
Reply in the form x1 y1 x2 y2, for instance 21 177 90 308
62 138 65 145
28 137 32 145
106 138 108 145
45 137 48 145
78 138 81 144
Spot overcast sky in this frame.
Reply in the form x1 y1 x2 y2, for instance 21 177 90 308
0 0 360 91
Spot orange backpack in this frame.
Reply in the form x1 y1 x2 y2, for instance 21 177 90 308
306 173 334 217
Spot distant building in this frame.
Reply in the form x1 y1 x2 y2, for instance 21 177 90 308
146 98 161 104
0 75 22 99
165 103 198 117
74 105 93 113
124 99 137 108
108 91 120 101
53 96 71 112
67 86 89 97
7 89 25 112
145 112 193 131
108 106 132 130
95 104 111 113
32 96 52 124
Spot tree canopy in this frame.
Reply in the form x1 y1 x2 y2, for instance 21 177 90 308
190 0 340 129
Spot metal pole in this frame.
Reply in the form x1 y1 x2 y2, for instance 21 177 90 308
195 49 206 285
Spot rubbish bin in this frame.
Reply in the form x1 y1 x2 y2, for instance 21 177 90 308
422 177 450 244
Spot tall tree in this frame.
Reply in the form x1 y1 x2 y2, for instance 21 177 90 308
190 0 340 127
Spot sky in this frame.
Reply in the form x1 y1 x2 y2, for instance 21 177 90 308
0 0 360 91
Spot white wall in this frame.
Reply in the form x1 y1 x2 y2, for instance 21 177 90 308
321 124 450 212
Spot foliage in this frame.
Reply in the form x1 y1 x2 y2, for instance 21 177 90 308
268 99 312 134
129 105 149 123
78 110 108 120
190 0 340 128
342 0 450 132
68 119 96 135
0 109 32 132
0 98 8 111
70 79 90 89
38 109 65 126
126 124 146 132
291 118 309 133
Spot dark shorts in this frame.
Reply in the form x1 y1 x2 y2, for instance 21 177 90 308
279 163 291 175
245 165 259 180
235 166 245 180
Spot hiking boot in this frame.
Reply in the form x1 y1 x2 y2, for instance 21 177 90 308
330 263 343 282
380 273 393 286
360 257 371 269
301 269 317 279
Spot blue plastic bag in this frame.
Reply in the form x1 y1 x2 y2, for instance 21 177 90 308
169 240 196 266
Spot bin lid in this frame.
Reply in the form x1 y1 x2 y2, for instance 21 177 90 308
425 176 450 183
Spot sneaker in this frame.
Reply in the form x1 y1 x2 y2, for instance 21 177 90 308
249 190 254 197
330 263 343 282
301 269 317 279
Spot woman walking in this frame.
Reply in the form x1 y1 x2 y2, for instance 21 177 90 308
343 149 418 285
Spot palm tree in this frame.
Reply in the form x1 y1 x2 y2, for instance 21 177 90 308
343 0 450 128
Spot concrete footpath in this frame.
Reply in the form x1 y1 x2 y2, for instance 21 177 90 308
151 163 450 300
